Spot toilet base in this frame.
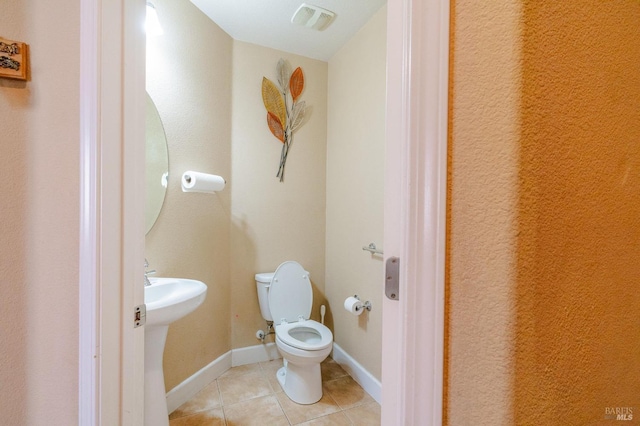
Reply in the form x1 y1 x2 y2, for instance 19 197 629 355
277 362 322 405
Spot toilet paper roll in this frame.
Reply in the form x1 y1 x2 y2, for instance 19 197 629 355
344 296 364 316
181 171 226 193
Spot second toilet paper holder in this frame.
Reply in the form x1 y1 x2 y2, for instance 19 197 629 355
353 295 372 313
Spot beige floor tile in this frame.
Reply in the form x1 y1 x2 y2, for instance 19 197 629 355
320 359 348 382
275 390 340 424
295 411 351 426
218 371 272 406
224 395 289 426
168 407 225 426
323 376 373 410
170 380 222 419
343 401 381 426
219 363 262 379
260 359 285 392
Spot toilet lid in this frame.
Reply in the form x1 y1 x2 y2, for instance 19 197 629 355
268 261 312 324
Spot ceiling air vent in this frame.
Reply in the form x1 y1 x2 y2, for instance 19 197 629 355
291 3 336 31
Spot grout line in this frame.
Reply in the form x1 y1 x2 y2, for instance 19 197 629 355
215 379 228 426
272 392 293 426
168 379 223 421
262 362 291 424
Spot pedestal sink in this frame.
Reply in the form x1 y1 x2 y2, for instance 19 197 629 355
144 278 207 426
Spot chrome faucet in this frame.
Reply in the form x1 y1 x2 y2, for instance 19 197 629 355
144 258 156 286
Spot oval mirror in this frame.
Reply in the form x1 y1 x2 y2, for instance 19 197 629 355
145 93 169 234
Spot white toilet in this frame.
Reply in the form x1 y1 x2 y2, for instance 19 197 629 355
255 261 333 404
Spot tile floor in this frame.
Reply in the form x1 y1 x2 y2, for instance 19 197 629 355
168 358 380 425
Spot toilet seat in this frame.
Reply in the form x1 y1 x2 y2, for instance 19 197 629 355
275 320 333 351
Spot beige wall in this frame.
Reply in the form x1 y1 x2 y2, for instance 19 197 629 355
447 1 522 423
145 0 233 391
0 0 80 423
326 6 387 381
230 41 328 349
448 1 640 424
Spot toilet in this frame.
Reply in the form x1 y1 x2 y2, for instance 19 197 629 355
255 261 333 404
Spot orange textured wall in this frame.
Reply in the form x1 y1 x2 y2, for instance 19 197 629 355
448 1 640 424
515 1 640 423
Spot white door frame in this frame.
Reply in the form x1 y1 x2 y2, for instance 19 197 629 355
77 0 449 423
78 0 146 424
382 0 449 424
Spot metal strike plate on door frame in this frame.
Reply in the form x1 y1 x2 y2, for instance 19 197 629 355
134 304 146 328
385 257 400 301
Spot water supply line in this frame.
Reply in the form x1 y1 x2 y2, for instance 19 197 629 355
256 320 275 342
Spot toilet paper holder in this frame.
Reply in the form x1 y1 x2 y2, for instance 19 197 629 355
362 242 384 255
353 295 372 312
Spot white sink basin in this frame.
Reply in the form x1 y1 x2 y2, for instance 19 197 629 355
145 277 207 326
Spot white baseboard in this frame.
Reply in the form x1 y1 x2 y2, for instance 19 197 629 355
231 342 281 366
165 351 231 413
331 343 382 404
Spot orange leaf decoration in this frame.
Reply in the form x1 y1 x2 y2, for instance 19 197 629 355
267 112 285 143
290 67 304 102
262 77 287 127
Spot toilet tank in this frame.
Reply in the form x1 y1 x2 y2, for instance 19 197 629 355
255 272 274 321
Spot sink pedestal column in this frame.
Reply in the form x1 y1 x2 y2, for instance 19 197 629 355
145 325 170 426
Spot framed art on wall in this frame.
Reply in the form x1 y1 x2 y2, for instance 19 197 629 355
0 38 28 81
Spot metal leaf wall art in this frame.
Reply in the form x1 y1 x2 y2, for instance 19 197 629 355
262 59 307 182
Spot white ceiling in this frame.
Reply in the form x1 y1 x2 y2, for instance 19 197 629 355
189 0 386 61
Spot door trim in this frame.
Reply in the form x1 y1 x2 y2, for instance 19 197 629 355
78 0 146 424
78 0 99 421
382 0 449 424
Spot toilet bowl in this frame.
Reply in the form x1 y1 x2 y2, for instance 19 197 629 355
255 261 333 404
